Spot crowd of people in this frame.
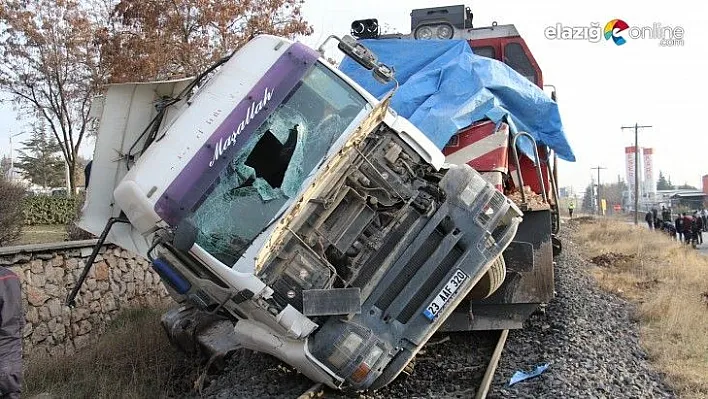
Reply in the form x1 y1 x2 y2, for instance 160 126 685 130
646 206 708 246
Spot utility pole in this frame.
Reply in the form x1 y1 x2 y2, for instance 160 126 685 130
622 123 652 225
591 166 607 215
589 174 595 214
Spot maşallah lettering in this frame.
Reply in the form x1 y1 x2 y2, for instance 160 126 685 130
209 87 274 167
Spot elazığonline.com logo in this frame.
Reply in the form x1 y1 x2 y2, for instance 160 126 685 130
545 19 685 47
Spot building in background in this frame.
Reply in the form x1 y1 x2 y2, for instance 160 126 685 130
655 189 706 211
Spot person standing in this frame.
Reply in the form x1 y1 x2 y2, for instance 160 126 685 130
682 213 694 246
645 211 654 230
661 206 671 223
702 209 708 232
665 221 677 240
0 267 23 399
568 201 575 219
675 213 684 242
695 212 704 244
651 208 659 226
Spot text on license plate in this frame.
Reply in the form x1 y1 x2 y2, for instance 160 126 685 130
422 269 468 321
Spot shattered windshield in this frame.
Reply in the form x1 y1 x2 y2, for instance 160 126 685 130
191 63 369 266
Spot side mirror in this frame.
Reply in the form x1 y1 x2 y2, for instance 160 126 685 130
174 218 198 251
318 35 395 83
337 35 378 70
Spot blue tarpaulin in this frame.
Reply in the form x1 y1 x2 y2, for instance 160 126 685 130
339 39 575 162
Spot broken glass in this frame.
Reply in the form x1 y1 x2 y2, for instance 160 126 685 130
191 63 370 266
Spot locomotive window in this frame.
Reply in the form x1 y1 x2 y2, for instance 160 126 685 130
504 42 538 85
473 46 496 59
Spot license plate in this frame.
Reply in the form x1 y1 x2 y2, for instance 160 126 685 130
423 269 468 321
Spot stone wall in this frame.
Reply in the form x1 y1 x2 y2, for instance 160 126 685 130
0 240 170 357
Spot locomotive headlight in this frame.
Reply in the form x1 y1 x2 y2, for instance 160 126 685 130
414 22 454 40
436 24 453 39
414 25 434 40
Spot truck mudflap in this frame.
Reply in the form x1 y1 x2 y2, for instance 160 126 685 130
441 208 554 331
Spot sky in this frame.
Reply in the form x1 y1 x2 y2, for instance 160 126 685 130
297 0 708 195
2 0 707 195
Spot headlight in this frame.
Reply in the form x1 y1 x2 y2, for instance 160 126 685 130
352 21 365 36
414 25 434 40
414 22 454 40
351 19 380 39
328 332 363 368
436 24 453 39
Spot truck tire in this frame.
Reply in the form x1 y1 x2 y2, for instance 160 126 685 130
468 256 506 300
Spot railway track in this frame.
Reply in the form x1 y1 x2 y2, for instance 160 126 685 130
295 330 510 399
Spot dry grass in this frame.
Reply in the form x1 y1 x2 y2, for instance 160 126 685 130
24 307 199 399
11 225 68 246
576 218 708 398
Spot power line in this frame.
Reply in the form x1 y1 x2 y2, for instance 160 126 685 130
621 123 652 225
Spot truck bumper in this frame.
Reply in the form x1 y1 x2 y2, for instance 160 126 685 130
441 208 554 331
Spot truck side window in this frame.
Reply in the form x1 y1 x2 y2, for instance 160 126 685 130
504 42 538 85
473 46 496 59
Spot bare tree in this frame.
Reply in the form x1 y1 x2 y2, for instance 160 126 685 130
101 0 313 83
0 0 106 192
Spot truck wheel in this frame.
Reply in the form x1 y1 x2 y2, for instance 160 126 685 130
468 256 506 300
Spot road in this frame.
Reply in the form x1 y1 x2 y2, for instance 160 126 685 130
699 244 708 256
690 235 708 256
674 234 708 255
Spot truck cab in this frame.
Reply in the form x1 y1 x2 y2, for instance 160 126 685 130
80 34 521 390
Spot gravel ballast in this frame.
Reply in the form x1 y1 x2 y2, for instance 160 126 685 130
487 223 675 398
198 222 676 398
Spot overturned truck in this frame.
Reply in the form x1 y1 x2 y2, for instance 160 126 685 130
75 5 573 392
